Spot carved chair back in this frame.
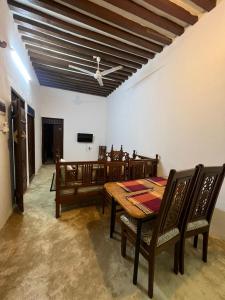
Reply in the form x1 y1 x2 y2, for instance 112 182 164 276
106 161 127 182
150 167 200 248
186 164 225 225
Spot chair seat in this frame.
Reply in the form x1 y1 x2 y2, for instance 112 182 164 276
120 214 179 246
187 219 209 231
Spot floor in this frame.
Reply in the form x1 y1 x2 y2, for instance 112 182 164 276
0 166 225 300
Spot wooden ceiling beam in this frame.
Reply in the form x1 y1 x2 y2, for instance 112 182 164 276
190 0 216 11
38 81 109 97
141 0 198 25
38 79 110 94
59 0 171 44
8 0 164 53
21 35 142 69
37 75 113 92
36 74 115 92
104 0 184 35
16 19 152 62
24 44 136 74
34 68 120 88
29 54 128 81
14 15 155 59
32 63 122 85
27 48 131 77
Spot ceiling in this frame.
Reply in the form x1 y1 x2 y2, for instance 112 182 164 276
8 0 217 97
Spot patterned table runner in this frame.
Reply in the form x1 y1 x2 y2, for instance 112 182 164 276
146 177 167 187
126 191 162 215
117 180 151 192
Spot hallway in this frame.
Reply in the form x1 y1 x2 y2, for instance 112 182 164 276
0 166 225 300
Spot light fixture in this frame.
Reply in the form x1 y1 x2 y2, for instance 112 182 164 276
10 48 31 82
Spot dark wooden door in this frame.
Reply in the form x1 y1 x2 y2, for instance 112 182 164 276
53 123 63 160
27 106 35 181
42 118 64 163
11 90 27 212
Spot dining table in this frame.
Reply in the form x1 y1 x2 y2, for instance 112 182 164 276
104 178 166 284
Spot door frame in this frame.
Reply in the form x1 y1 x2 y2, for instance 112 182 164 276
10 88 27 212
27 105 35 182
42 117 64 164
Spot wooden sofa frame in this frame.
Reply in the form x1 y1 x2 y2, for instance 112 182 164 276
55 155 159 218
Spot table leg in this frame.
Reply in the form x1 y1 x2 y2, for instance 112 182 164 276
133 219 142 285
110 197 116 238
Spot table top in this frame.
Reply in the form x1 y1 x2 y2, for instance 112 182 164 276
104 179 165 219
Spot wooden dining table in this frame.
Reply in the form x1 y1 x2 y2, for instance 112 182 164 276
104 178 166 284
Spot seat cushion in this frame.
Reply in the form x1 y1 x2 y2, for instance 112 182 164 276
187 219 209 231
120 214 179 246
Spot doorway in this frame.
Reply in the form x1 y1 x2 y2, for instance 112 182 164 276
42 117 64 164
11 89 27 212
27 105 35 181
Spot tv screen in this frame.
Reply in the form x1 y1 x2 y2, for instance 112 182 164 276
77 133 93 143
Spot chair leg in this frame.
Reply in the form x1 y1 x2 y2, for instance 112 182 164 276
121 227 127 258
179 239 185 275
55 201 60 218
133 219 142 285
193 235 198 248
148 257 155 299
202 232 209 263
102 197 105 214
174 242 180 274
110 198 116 238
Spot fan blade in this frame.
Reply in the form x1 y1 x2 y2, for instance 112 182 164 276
69 65 95 76
101 66 123 76
97 76 103 86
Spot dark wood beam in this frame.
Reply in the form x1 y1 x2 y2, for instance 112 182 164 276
38 78 110 94
58 0 172 44
104 0 184 35
29 54 128 81
37 75 113 92
25 43 136 74
38 81 109 97
27 48 131 77
18 25 150 64
32 63 122 85
16 19 153 62
36 73 115 92
8 0 165 52
21 35 142 69
190 0 216 11
141 0 198 25
34 68 120 89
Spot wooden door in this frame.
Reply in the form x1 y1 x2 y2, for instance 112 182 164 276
27 106 35 181
53 123 63 160
42 117 63 163
11 90 27 212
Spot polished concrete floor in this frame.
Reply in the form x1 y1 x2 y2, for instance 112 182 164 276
0 165 225 300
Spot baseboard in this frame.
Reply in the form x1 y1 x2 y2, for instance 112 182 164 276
210 208 225 241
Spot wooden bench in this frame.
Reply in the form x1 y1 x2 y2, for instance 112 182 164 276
55 155 159 218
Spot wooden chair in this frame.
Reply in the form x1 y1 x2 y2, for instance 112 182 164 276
102 161 127 214
179 164 225 274
128 158 157 179
120 167 200 298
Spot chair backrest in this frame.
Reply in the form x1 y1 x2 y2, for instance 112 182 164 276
106 161 127 182
186 164 225 224
128 159 155 179
150 166 200 247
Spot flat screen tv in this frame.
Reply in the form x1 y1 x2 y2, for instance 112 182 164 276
77 133 93 143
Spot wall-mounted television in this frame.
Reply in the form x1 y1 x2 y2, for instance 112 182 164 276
77 133 93 143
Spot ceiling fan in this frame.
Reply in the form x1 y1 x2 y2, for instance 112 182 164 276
69 56 123 86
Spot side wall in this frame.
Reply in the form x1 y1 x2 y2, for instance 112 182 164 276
107 2 225 238
0 1 42 229
40 86 107 161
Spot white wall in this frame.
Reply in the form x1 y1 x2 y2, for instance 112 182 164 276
40 86 107 161
107 1 225 211
0 1 42 229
